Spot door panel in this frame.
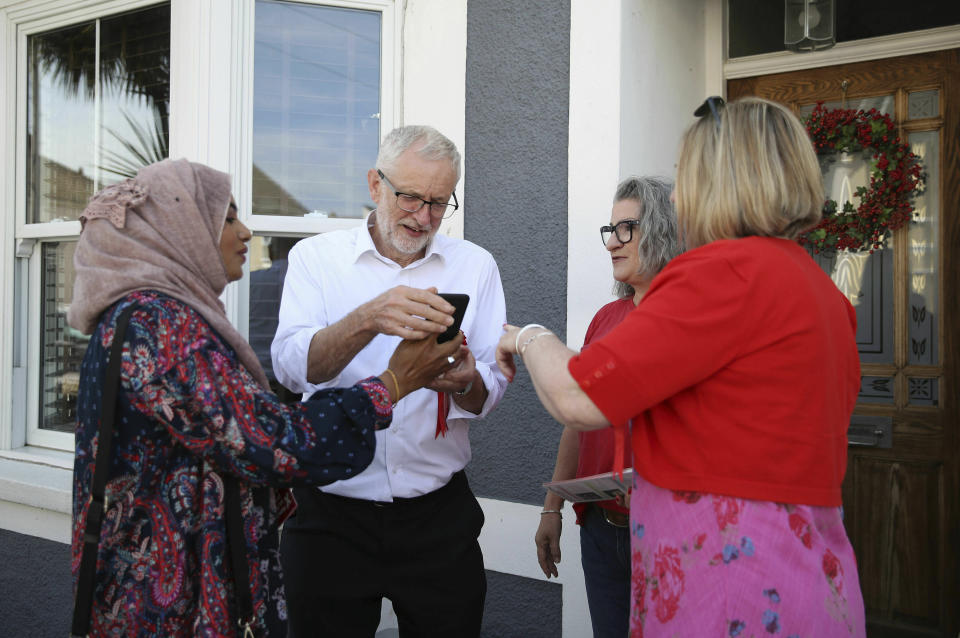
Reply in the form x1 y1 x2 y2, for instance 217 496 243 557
730 49 959 638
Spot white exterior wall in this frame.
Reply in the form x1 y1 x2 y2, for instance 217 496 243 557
566 0 717 349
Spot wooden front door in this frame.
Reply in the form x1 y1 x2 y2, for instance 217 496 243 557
729 49 959 638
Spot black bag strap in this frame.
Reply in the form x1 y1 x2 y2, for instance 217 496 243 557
225 475 256 637
71 303 138 638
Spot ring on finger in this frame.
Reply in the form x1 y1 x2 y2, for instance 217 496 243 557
446 356 456 365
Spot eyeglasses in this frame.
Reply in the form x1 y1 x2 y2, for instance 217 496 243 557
376 169 460 219
694 95 725 132
600 219 641 246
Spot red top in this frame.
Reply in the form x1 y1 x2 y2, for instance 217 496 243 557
572 297 635 524
568 237 860 507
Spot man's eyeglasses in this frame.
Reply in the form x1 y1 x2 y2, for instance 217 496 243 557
694 95 725 132
600 219 641 246
377 169 459 219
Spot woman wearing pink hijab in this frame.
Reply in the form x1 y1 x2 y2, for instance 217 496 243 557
68 158 461 636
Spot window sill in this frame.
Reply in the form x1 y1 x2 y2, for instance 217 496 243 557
0 447 72 543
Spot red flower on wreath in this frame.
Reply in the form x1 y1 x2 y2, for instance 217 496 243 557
799 102 925 253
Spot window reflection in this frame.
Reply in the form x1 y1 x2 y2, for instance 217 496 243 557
40 241 88 432
253 1 381 218
25 4 171 224
907 130 939 366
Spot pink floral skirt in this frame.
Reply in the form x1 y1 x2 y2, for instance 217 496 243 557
629 473 866 638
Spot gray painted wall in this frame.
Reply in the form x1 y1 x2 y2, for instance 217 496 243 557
464 0 571 506
463 0 571 633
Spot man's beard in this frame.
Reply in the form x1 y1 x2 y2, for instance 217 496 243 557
376 217 434 255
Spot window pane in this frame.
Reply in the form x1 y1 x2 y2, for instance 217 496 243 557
27 22 97 223
26 4 170 224
858 375 895 405
907 377 938 407
253 1 381 218
248 235 302 402
40 241 88 433
812 237 895 365
908 90 939 120
907 130 939 366
98 5 171 181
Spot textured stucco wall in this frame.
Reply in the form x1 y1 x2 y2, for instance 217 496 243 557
464 0 571 506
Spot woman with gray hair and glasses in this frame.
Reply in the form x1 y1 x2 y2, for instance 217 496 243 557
535 176 678 638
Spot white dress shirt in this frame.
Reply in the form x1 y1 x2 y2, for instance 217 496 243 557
271 222 508 500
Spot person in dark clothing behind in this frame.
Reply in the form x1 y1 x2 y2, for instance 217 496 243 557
249 236 300 402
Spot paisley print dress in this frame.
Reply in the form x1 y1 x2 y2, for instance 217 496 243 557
71 291 391 636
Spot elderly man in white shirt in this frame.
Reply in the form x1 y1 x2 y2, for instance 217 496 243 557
271 125 507 638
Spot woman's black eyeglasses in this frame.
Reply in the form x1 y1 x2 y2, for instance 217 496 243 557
600 219 641 246
694 96 725 132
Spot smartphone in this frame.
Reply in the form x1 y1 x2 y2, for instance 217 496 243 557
437 293 470 343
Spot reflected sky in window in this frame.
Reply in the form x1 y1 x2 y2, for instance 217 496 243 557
253 1 381 218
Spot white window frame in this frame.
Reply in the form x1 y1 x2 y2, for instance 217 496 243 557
8 0 169 452
241 0 400 236
228 0 400 339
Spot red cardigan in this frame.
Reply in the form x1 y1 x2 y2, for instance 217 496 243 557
569 237 860 506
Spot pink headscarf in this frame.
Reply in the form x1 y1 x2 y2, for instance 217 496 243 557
67 158 270 389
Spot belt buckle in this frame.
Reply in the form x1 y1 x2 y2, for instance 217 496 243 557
601 507 629 528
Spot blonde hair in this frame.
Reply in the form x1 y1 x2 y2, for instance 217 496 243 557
675 97 823 249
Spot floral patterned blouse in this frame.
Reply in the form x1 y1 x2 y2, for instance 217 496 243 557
71 291 391 636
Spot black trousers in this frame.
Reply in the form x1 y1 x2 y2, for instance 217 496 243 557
280 471 486 638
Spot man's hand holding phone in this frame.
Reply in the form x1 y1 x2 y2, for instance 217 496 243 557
361 286 457 340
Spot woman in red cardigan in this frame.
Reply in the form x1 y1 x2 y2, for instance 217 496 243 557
498 97 866 638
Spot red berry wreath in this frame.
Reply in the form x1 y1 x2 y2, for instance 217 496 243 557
800 102 924 253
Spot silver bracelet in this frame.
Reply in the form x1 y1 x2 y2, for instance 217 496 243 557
519 330 552 358
514 323 545 354
540 509 562 516
455 378 474 396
